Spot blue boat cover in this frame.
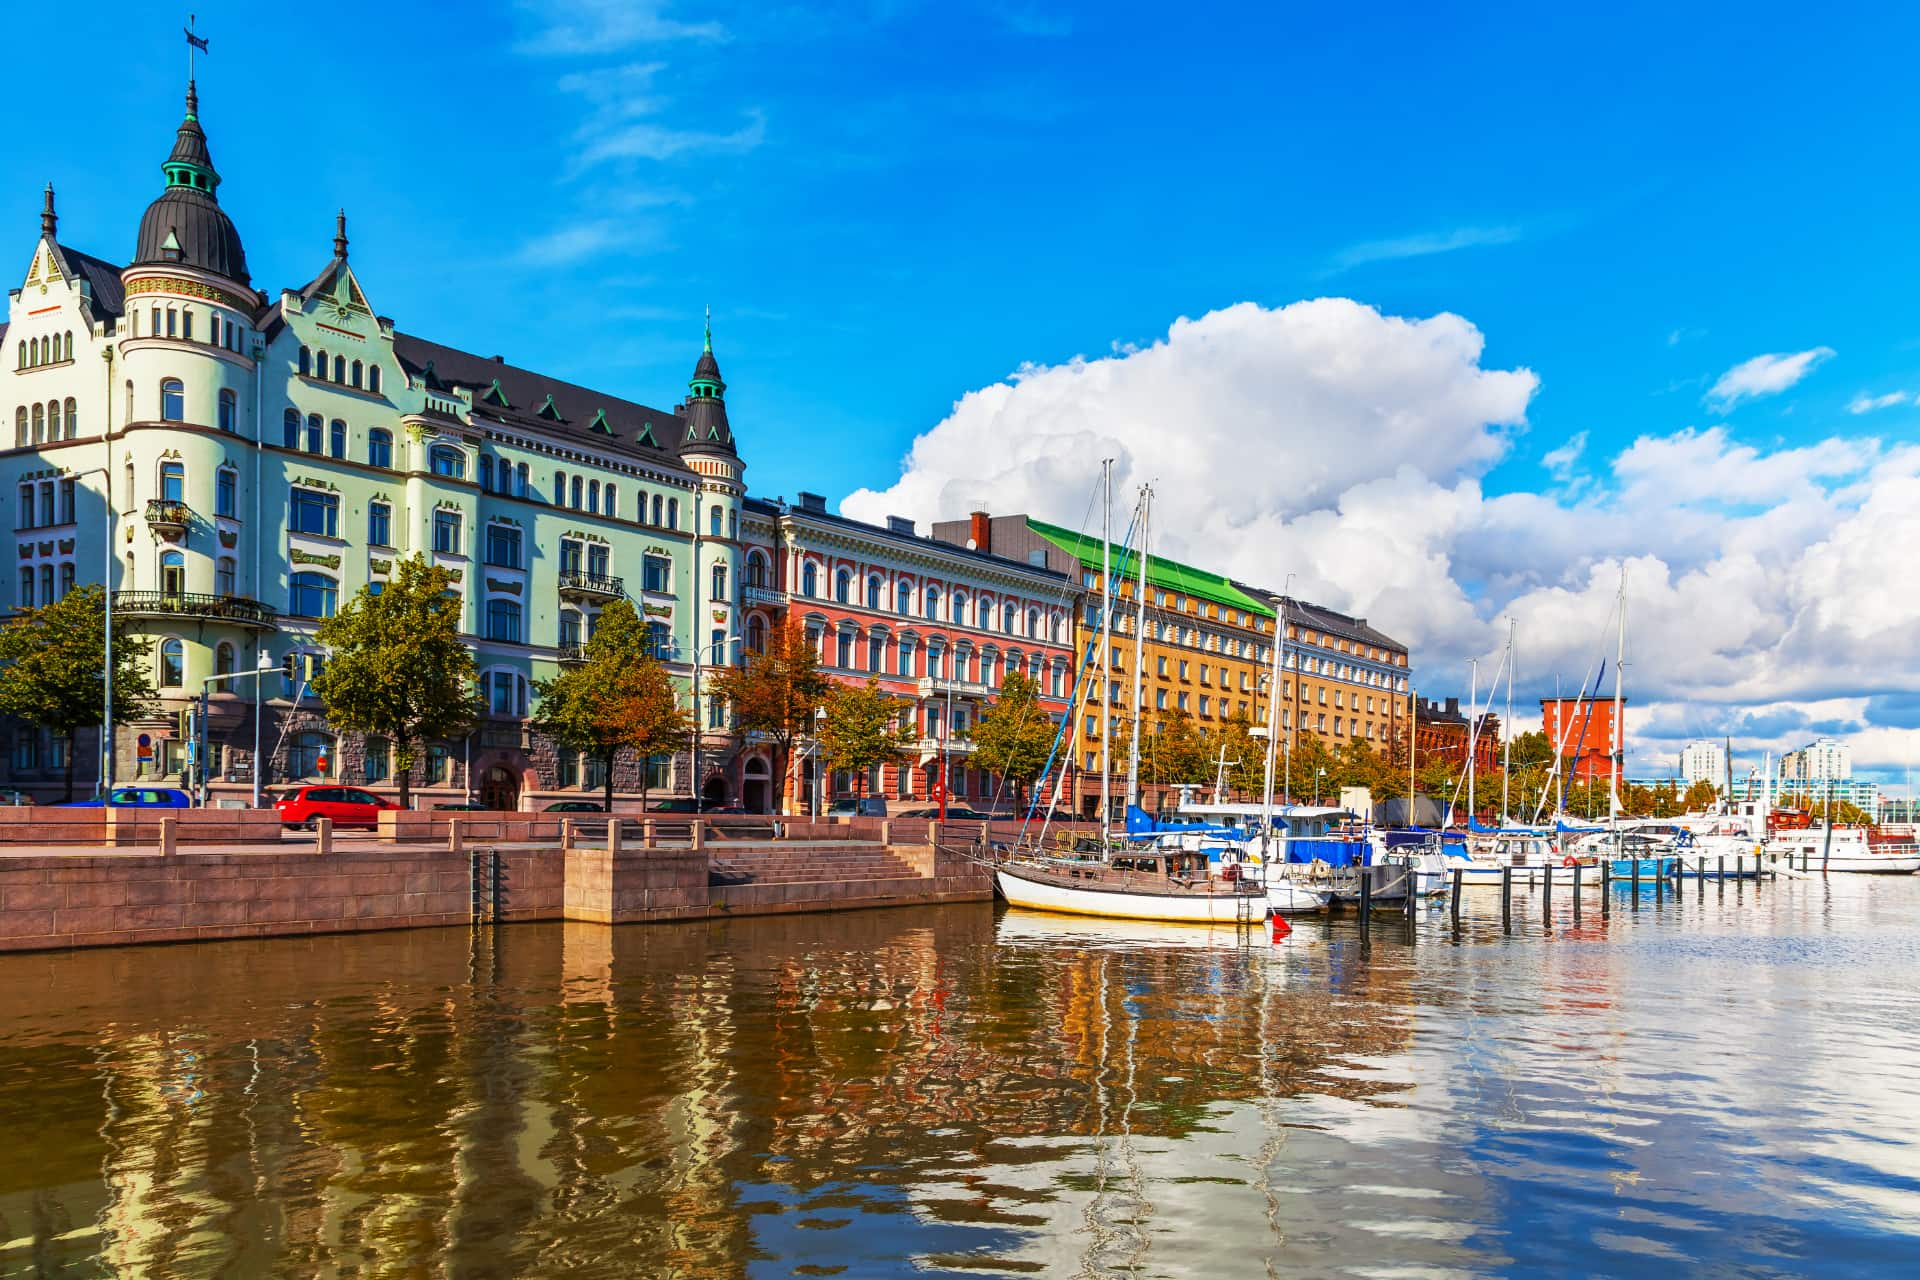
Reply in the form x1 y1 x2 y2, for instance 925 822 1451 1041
1285 837 1363 868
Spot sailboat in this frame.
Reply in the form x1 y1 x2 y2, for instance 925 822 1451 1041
994 474 1269 924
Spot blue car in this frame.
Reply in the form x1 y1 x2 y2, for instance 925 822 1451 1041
62 787 194 808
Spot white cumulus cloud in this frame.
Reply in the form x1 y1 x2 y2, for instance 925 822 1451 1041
1847 390 1909 414
1706 346 1835 410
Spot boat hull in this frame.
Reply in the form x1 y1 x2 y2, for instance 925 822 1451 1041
1774 854 1920 874
1264 877 1336 914
994 866 1266 923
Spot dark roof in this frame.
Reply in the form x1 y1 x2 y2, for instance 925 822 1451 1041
1237 584 1406 653
51 245 126 319
390 332 695 470
743 496 1074 587
135 187 249 284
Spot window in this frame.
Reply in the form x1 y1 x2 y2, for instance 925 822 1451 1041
553 472 566 505
59 564 74 598
16 568 31 608
898 639 915 677
711 563 727 601
623 552 666 596
746 614 766 653
485 524 522 568
158 638 184 688
160 462 185 503
160 379 185 422
515 462 528 496
350 359 362 389
710 505 723 536
368 501 391 547
801 562 818 597
364 738 390 783
488 671 524 715
925 587 940 620
570 476 583 509
587 479 600 513
214 642 235 676
369 428 392 469
289 572 338 619
217 388 237 433
650 494 663 526
283 408 300 449
306 413 322 453
38 565 52 607
834 570 850 603
478 455 494 493
216 556 235 596
559 540 582 575
290 489 339 537
211 467 237 518
329 419 346 459
867 576 882 609
836 631 854 668
288 731 333 779
368 365 382 394
485 599 522 643
47 400 61 439
587 543 608 577
666 498 678 528
299 347 311 377
430 445 465 479
433 509 463 555
333 356 346 383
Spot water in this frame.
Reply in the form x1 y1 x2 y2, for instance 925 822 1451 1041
2 879 1918 1277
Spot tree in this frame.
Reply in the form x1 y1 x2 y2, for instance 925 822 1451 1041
817 679 914 798
314 555 478 809
0 585 157 801
1202 714 1265 800
1681 779 1720 811
971 670 1058 813
706 621 832 815
533 599 691 811
1509 729 1556 769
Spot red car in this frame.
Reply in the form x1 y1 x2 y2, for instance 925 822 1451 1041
272 785 401 830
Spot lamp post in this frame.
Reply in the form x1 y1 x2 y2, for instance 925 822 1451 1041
812 704 827 819
195 646 274 806
1315 766 1326 806
689 630 741 811
62 466 113 800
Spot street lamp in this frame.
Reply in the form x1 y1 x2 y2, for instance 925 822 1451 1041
1315 766 1326 806
194 646 275 806
689 630 742 811
62 466 113 799
812 704 828 819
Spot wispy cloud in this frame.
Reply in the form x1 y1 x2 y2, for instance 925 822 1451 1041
1706 347 1835 411
1321 224 1524 275
517 219 666 266
1847 389 1910 415
577 111 766 169
995 5 1074 36
1667 326 1706 347
550 60 766 174
1542 430 1588 481
514 0 726 55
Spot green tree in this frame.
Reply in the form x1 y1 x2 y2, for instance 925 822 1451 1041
533 599 691 811
314 555 479 809
1509 729 1555 769
1681 779 1720 810
707 621 832 815
817 679 914 797
0 584 157 801
1285 731 1337 804
971 670 1059 812
1137 711 1209 786
1203 714 1266 800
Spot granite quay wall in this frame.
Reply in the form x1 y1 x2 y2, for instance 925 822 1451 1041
0 814 993 954
0 808 284 847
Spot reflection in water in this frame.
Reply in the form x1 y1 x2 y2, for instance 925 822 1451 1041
2 882 1919 1276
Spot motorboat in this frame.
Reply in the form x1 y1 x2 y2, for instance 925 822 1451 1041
1765 825 1920 874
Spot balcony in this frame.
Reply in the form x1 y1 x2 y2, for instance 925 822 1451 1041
557 570 623 602
743 584 787 608
113 591 277 630
915 736 976 760
917 675 995 700
557 642 587 664
145 498 190 538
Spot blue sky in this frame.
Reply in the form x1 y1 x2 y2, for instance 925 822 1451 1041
14 1 1920 782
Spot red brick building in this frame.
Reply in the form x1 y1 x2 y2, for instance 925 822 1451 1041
1541 696 1624 781
739 495 1079 813
1413 696 1501 778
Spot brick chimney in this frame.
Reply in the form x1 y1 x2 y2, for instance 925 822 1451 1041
969 511 991 552
1445 697 1460 716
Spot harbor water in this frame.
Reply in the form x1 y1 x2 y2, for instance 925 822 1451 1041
1 878 1917 1277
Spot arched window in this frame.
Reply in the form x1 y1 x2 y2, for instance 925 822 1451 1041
570 475 582 509
368 428 392 469
710 506 723 536
298 346 311 377
216 555 235 595
289 572 338 619
28 338 38 365
953 592 969 626
1028 608 1040 637
368 365 382 394
314 349 327 380
587 479 600 513
429 445 465 478
479 455 494 492
159 379 185 422
485 598 522 643
834 569 850 603
46 400 60 439
866 576 882 609
30 403 43 444
746 551 770 588
729 509 737 541
16 567 30 608
711 563 727 601
214 641 235 676
553 471 566 506
350 360 362 388
157 638 185 688
652 494 663 526
14 341 22 370
1003 603 1016 633
646 620 672 658
160 461 185 503
218 388 237 432
605 487 617 519
332 355 345 382
305 414 323 453
801 562 818 597
283 408 300 449
12 407 24 447
63 332 72 360
925 587 941 620
63 397 76 439
515 462 528 496
746 613 767 653
666 498 678 529
326 419 345 459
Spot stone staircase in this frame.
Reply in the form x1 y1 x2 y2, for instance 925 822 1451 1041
707 841 920 887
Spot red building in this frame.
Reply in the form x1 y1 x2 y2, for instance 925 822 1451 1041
1413 697 1501 779
740 494 1079 813
1541 696 1624 781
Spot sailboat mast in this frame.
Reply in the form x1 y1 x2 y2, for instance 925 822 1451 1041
1611 567 1627 820
1409 692 1417 821
1502 619 1514 825
1124 486 1150 811
1467 658 1478 824
1098 460 1114 832
1259 589 1287 856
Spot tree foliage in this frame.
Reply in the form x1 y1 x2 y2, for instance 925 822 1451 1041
706 621 832 815
533 598 691 810
817 679 914 796
971 670 1058 809
314 555 478 808
1681 779 1720 810
0 584 157 800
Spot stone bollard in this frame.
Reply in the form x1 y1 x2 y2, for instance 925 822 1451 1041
561 818 576 851
691 819 705 852
928 820 941 847
643 819 656 850
607 815 622 856
316 816 333 855
879 819 892 846
159 814 178 857
448 817 464 855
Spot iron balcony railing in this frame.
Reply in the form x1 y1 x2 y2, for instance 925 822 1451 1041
113 590 277 628
557 569 624 599
557 642 588 663
145 498 191 529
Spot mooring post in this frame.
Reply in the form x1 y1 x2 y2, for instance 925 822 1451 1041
1655 861 1666 904
1542 862 1553 926
1358 864 1373 936
1404 863 1417 920
1450 867 1463 933
1572 862 1582 923
1500 865 1512 934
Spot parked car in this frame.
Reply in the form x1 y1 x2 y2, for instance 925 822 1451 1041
544 799 606 813
61 787 193 809
826 797 889 818
895 805 993 821
647 797 737 813
0 788 35 806
432 802 488 811
273 785 401 830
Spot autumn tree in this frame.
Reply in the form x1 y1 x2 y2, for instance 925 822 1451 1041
0 585 157 801
533 598 691 811
970 670 1059 813
817 679 914 798
1681 779 1720 811
706 621 832 815
314 555 478 809
1202 714 1266 800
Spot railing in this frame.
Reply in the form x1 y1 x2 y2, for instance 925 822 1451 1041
113 590 277 628
557 569 623 598
557 642 587 663
145 498 191 529
917 675 995 699
915 736 976 756
743 584 787 607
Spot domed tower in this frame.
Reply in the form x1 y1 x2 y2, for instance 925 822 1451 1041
679 313 746 798
115 79 273 774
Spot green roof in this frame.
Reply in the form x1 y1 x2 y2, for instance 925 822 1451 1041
1026 518 1275 618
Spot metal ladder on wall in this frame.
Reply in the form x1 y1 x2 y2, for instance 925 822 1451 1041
470 846 502 925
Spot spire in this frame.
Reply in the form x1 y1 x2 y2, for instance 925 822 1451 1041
40 184 55 241
704 303 712 353
333 209 348 260
186 79 199 121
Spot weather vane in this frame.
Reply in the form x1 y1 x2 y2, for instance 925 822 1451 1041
185 13 209 82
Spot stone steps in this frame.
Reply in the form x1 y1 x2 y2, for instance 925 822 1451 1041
709 847 921 886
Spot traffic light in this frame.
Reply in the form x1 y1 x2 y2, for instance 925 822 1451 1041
177 707 194 741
